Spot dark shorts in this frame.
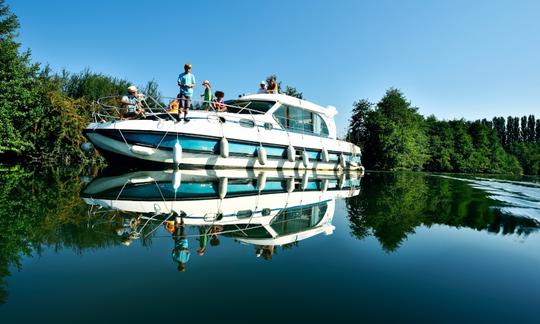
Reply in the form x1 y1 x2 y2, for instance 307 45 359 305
177 93 192 110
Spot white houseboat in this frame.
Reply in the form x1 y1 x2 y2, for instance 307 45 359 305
83 94 364 171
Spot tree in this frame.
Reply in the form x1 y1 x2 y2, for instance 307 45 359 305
492 117 506 147
536 119 540 143
527 115 536 143
346 99 372 148
521 116 528 142
283 86 303 99
0 0 40 156
363 88 428 170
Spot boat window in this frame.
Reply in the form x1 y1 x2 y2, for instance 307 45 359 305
274 106 288 127
270 202 328 236
273 105 329 137
224 100 275 114
313 113 329 137
287 106 304 132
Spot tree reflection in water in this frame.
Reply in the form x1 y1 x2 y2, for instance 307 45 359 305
346 172 540 252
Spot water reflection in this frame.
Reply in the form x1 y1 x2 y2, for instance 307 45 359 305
1 167 539 309
346 172 540 252
82 169 362 269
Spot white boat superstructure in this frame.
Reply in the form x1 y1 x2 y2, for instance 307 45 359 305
83 94 364 171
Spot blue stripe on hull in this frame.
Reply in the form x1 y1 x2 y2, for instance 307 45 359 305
85 129 358 162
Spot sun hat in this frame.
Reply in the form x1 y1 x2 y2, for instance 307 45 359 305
127 85 138 92
260 80 266 85
202 80 210 86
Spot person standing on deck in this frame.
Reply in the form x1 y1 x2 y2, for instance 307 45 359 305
201 80 213 111
177 63 196 122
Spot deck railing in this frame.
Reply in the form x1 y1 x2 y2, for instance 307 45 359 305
92 94 270 123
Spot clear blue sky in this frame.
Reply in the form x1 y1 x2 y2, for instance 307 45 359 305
8 0 540 136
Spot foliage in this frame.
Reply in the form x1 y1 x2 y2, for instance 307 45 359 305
0 0 40 156
346 172 539 252
283 86 303 99
0 166 122 304
56 68 130 102
352 89 428 171
347 88 535 175
0 1 161 166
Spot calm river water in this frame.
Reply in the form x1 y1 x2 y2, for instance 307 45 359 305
0 167 539 323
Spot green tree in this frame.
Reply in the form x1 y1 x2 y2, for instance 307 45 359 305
283 85 303 99
0 0 40 156
346 99 372 149
527 115 536 143
362 88 428 170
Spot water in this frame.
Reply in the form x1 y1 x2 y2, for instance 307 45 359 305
0 168 539 323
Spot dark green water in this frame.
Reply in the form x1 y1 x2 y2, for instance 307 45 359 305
0 167 539 323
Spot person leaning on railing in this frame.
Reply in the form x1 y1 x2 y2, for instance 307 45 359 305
120 86 145 119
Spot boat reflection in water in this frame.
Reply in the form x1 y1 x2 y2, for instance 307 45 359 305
81 169 361 269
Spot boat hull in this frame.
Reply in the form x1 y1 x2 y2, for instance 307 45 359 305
84 113 364 171
86 131 362 171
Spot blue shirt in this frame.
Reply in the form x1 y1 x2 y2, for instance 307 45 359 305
177 72 196 97
121 95 138 113
172 238 190 263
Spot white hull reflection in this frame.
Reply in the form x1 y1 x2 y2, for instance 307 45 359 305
82 169 361 250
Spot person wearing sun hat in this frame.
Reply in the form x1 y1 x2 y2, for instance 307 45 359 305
120 85 144 119
257 81 266 94
201 80 213 111
177 63 196 122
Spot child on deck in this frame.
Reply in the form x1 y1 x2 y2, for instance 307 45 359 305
201 80 213 111
212 91 226 112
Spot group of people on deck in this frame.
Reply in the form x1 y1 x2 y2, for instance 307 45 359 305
120 63 279 121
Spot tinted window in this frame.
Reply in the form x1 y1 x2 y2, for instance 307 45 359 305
274 106 288 127
273 105 329 137
224 100 275 114
270 203 328 236
313 113 329 136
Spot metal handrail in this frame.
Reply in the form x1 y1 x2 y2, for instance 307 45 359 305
93 94 276 122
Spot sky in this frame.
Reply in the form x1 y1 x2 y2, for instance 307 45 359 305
7 0 540 136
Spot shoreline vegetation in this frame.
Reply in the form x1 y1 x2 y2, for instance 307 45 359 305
346 89 540 175
1 1 538 175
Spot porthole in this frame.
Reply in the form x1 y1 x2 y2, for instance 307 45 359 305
239 119 255 128
237 210 253 218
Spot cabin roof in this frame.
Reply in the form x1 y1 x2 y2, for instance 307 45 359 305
239 93 338 118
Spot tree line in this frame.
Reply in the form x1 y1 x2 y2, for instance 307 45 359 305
347 88 540 175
